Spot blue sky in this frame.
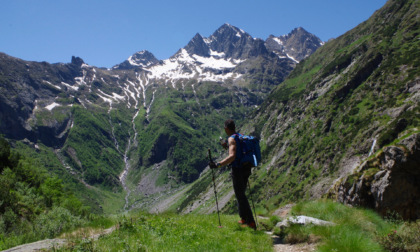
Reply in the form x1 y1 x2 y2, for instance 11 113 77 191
1 0 387 68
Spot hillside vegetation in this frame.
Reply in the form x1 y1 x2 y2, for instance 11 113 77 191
0 136 95 249
239 0 419 215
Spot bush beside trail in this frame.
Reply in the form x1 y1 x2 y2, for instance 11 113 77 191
0 136 92 250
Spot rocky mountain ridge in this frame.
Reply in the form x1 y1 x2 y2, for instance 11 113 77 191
112 23 323 77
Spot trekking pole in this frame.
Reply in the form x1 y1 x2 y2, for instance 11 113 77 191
247 178 258 229
208 148 222 228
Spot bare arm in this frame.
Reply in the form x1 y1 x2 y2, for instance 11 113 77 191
218 137 236 166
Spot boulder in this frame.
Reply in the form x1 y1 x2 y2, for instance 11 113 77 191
276 215 334 229
328 133 420 220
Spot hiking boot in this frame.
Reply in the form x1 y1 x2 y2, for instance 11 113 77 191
238 219 246 224
241 221 256 230
248 222 256 230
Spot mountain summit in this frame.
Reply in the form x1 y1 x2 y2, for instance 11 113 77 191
184 33 211 57
112 50 160 70
266 27 324 62
205 23 268 59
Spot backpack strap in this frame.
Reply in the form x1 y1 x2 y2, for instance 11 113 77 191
229 133 243 168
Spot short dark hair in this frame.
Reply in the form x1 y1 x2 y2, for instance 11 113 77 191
224 119 235 131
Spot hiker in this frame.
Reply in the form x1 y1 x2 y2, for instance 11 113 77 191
209 119 256 230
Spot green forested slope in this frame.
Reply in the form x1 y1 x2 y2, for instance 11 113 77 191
0 136 92 249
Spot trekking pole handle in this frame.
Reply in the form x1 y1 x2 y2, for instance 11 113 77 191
219 137 228 150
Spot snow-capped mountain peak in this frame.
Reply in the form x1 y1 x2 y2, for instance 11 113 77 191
113 24 322 84
184 33 210 57
112 50 159 70
265 27 324 62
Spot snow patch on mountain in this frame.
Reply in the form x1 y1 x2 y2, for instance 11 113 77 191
61 82 79 91
136 73 147 108
128 55 154 68
193 54 236 69
46 102 60 111
122 84 136 109
286 53 299 63
210 50 225 57
272 37 283 46
97 89 125 103
42 80 62 90
147 52 193 80
81 63 93 69
146 48 243 82
203 37 212 44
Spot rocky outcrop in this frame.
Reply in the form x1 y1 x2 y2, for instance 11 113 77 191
276 215 335 229
328 133 420 220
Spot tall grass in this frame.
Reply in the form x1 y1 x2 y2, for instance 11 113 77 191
280 200 416 252
59 212 273 251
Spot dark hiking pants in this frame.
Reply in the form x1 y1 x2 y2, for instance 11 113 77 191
231 163 255 224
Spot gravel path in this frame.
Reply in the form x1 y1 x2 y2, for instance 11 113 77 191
273 243 317 252
270 204 320 252
2 239 67 252
266 231 318 252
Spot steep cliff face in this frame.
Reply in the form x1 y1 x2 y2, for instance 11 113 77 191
328 133 420 220
0 54 82 147
240 0 419 217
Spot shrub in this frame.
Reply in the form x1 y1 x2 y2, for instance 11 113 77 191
378 221 420 252
34 206 85 238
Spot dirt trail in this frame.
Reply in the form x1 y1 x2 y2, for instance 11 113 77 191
269 204 319 252
2 226 115 252
273 242 317 252
266 231 317 252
